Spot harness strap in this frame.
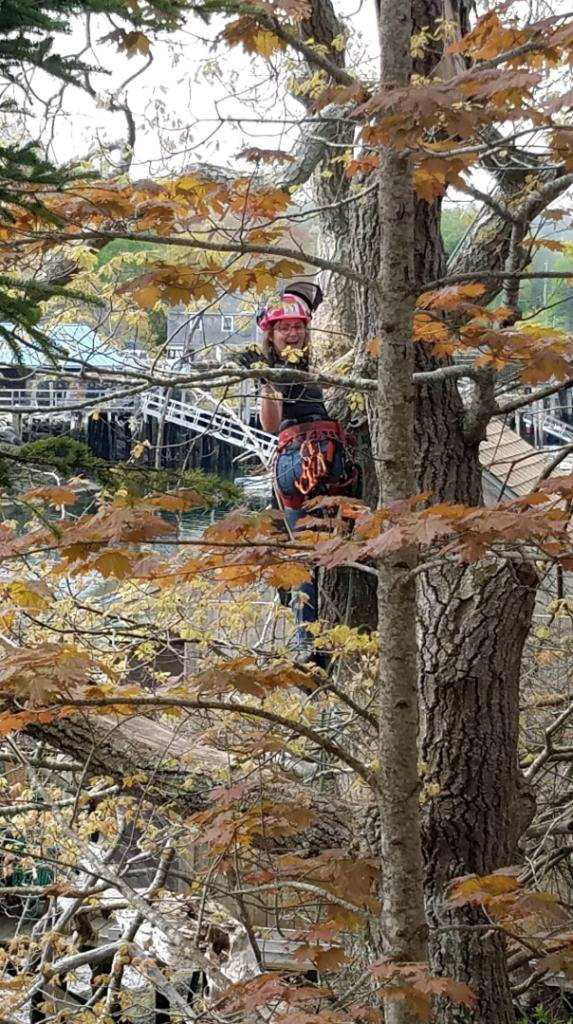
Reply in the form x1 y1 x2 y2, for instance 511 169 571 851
295 438 329 496
278 419 346 448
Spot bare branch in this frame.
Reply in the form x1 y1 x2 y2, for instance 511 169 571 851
457 181 517 225
232 1 358 89
496 378 573 415
425 270 573 290
524 703 573 781
19 228 368 284
47 695 379 790
532 443 573 489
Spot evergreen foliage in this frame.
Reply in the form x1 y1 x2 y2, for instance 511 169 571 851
16 433 104 475
0 1 186 83
1 433 242 506
100 463 243 504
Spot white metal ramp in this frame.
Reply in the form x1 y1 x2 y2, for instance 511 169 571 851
141 392 277 466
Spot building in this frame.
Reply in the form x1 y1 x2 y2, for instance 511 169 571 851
166 299 257 365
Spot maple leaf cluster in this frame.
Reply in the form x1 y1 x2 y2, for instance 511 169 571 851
4 482 573 604
0 170 305 313
412 283 573 381
308 9 573 204
2 468 573 1021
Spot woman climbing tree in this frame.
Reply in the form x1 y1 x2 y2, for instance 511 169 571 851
257 282 359 661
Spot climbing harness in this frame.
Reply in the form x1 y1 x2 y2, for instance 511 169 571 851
274 419 359 510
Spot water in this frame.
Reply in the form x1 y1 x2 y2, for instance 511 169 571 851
1 478 271 541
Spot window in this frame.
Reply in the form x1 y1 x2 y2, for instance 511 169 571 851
221 315 234 334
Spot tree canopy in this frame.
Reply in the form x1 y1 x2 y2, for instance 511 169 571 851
3 3 573 1024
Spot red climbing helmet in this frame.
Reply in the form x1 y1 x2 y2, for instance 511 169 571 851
257 280 323 332
257 294 311 332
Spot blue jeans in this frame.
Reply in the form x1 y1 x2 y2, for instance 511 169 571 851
284 506 316 647
275 443 344 500
275 437 346 649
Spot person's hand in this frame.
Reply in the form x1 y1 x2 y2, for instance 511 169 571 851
233 345 273 386
261 381 281 400
232 344 266 370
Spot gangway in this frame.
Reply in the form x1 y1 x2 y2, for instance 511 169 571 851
141 392 277 466
8 382 573 497
540 414 573 445
0 387 277 465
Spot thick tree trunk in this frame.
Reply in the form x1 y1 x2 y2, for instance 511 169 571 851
419 561 537 1023
21 710 358 855
349 180 533 1024
298 0 357 352
24 712 213 812
402 189 533 1024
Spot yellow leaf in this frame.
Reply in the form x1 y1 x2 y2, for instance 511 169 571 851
223 17 286 59
175 174 204 194
252 29 284 58
7 581 51 611
91 551 135 579
413 166 447 201
120 31 151 57
131 285 161 309
0 973 36 990
448 872 521 907
230 268 255 291
216 565 259 584
417 282 486 309
413 313 453 344
147 491 205 512
24 485 77 506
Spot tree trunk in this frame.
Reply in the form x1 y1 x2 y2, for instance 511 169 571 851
21 710 359 856
298 0 357 354
317 1 540 1018
375 8 427 1024
349 153 534 1024
419 560 537 1023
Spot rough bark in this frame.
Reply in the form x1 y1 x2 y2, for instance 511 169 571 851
342 209 533 1020
22 710 357 854
297 0 357 348
449 140 573 305
24 712 214 812
375 10 427 1024
419 560 538 1023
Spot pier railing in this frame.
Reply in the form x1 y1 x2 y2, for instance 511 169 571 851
0 387 277 465
0 388 136 412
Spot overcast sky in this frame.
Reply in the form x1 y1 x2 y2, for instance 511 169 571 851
24 1 377 177
20 1 571 207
